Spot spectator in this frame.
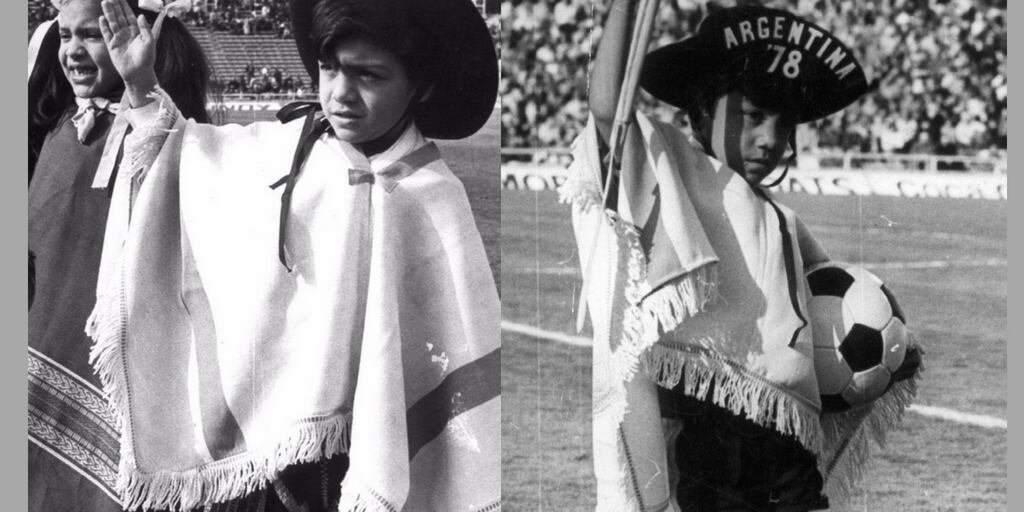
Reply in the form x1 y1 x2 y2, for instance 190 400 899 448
499 0 1007 157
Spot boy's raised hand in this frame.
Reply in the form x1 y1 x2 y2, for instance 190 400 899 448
99 0 165 106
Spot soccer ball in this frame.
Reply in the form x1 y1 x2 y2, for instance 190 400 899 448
806 262 908 413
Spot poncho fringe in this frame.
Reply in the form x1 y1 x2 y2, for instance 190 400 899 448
642 343 824 454
820 337 922 506
559 174 719 384
86 275 353 511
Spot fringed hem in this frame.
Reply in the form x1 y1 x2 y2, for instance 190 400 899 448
559 175 719 382
86 268 353 511
614 261 719 382
642 344 823 454
558 170 604 211
337 477 399 512
117 414 351 511
820 346 921 506
122 87 179 182
86 289 129 432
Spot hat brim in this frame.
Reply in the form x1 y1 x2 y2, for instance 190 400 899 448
290 0 497 140
639 8 871 123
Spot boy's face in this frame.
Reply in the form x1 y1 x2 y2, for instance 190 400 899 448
704 91 796 186
58 0 122 99
318 38 418 145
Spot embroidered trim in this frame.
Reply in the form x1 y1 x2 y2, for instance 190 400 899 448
337 477 399 512
28 350 120 434
618 427 645 511
28 412 120 494
28 349 121 497
474 499 502 512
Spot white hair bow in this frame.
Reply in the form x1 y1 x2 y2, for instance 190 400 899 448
50 0 193 17
137 0 193 17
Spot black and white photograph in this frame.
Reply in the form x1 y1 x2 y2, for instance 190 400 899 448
24 0 1009 509
27 0 501 510
500 0 1006 510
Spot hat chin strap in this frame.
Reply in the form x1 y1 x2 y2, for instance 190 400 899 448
760 130 797 188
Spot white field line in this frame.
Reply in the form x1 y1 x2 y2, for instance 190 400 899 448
506 257 1006 276
905 404 1006 430
501 320 1007 430
501 320 592 347
860 257 1006 270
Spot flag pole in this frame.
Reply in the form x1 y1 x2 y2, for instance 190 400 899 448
601 0 661 211
577 0 661 332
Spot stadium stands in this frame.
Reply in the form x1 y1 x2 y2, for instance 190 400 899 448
188 27 311 94
500 0 1007 158
28 0 1005 161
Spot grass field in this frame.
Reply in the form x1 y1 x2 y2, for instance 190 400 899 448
220 105 502 284
501 188 1006 511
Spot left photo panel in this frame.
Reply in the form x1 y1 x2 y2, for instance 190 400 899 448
27 0 501 509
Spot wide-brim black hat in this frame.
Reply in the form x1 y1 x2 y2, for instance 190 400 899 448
290 0 497 140
640 5 872 123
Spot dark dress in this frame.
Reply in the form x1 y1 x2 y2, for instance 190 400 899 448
28 109 122 512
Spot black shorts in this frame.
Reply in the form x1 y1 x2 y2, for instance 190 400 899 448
659 387 830 512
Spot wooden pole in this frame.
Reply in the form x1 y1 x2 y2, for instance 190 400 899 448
602 0 661 210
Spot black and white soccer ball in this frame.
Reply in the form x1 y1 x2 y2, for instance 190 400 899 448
806 262 908 412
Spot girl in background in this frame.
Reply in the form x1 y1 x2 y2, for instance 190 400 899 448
27 1 209 509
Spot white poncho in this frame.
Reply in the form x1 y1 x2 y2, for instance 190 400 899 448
562 113 917 511
87 91 501 512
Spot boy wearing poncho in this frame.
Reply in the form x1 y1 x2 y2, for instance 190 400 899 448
90 0 500 510
564 3 921 511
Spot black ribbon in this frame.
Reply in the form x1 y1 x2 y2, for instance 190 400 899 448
270 102 331 271
761 129 798 189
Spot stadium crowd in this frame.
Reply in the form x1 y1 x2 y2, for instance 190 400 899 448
31 0 294 36
30 0 498 99
501 0 1007 159
217 62 314 95
29 0 1005 159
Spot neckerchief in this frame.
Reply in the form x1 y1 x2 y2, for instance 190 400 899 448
72 97 121 144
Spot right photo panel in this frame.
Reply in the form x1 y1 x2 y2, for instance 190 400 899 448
500 0 1007 510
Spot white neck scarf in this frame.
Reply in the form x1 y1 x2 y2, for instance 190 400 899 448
71 96 120 143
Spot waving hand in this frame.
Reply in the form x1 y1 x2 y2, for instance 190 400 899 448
99 0 165 106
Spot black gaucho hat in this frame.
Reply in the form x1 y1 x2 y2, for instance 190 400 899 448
640 5 872 123
290 0 498 140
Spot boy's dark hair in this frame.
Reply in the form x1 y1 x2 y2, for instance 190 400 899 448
310 0 438 90
29 2 211 180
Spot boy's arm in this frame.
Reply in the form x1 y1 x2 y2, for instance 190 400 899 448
590 0 640 144
796 217 830 270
